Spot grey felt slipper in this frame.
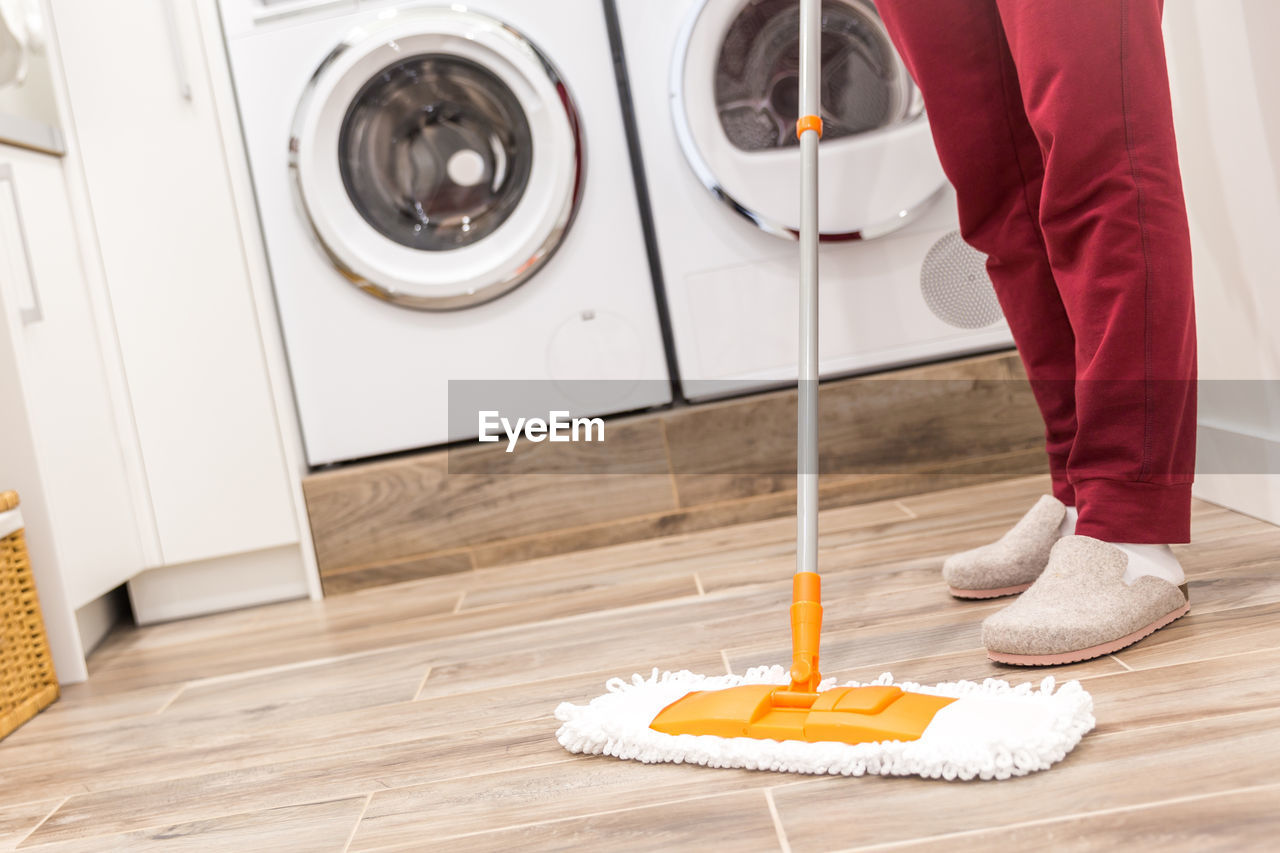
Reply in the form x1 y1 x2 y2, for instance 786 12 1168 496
982 535 1190 666
943 495 1066 599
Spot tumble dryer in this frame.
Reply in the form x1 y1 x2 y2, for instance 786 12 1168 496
611 0 1013 397
219 0 671 465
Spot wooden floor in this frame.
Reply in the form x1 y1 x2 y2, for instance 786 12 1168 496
3 475 1279 851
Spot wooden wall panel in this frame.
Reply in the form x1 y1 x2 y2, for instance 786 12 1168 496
305 351 1045 593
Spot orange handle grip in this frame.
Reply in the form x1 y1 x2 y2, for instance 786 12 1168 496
790 571 823 692
795 114 823 140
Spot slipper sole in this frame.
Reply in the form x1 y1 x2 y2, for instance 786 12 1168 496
986 601 1191 666
949 582 1033 600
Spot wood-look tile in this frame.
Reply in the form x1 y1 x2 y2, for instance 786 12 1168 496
87 585 459 659
21 796 368 853
78 591 462 694
730 549 1280 679
1113 601 1280 671
6 471 1275 849
301 352 1041 593
460 572 699 612
0 683 178 748
1081 647 1280 734
0 799 60 851
355 790 781 853
772 706 1280 851
82 571 701 698
302 423 675 573
159 644 430 724
665 351 1039 506
865 783 1280 852
0 648 722 815
349 760 782 851
824 646 1127 686
320 549 473 595
20 721 561 846
468 484 916 570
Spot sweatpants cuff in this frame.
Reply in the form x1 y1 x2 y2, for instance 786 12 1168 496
1072 479 1193 544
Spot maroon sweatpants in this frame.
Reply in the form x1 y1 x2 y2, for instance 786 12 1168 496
874 0 1197 543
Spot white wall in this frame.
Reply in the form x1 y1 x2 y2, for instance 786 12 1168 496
1165 0 1280 525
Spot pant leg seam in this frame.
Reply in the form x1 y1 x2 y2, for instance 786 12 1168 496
989 6 1046 249
1120 0 1156 483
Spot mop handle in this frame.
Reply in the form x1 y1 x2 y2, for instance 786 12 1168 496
789 0 824 693
796 0 820 579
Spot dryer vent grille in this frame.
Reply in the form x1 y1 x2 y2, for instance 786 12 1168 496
920 230 1003 329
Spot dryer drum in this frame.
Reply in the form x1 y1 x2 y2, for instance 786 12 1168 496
338 54 534 252
714 0 918 151
674 0 942 239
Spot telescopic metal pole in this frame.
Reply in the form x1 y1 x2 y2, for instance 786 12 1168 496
796 0 820 578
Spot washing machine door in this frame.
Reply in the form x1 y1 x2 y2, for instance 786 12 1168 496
675 0 945 239
291 8 582 309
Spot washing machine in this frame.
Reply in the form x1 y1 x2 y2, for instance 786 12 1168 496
611 0 1013 398
218 0 672 465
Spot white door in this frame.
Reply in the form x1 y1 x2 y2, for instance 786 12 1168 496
291 7 584 309
51 0 299 566
675 0 946 238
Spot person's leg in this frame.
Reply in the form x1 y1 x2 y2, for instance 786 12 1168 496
874 0 1079 508
979 0 1197 664
994 0 1197 545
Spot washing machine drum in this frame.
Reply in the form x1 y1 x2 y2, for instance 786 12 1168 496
676 0 946 239
291 9 582 309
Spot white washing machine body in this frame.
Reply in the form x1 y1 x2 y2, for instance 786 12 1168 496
220 0 671 465
614 0 1013 398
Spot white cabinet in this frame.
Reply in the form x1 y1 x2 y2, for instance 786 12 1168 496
0 144 145 682
50 0 300 567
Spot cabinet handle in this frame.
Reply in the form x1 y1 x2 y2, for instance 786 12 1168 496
160 1 193 101
0 164 43 325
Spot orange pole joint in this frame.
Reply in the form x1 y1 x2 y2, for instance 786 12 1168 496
789 571 823 692
795 114 823 140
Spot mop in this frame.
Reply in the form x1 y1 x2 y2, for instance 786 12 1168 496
555 0 1094 781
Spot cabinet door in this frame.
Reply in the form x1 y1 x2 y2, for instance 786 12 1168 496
51 0 299 565
0 147 143 613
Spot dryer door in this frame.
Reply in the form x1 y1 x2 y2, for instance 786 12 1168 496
291 8 582 309
675 0 945 239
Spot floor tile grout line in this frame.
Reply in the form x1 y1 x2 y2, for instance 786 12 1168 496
411 667 432 702
1108 654 1134 671
14 795 70 849
177 644 427 690
152 684 187 715
764 788 792 853
1113 642 1280 676
838 779 1280 852
342 792 374 853
892 500 918 520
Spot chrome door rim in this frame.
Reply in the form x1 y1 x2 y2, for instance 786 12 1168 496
290 6 584 310
671 0 941 241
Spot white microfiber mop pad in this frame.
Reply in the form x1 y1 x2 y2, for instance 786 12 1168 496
555 667 1094 781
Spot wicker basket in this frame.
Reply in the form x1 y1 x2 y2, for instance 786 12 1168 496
1 491 59 740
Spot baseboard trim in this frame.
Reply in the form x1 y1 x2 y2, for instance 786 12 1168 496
127 545 309 625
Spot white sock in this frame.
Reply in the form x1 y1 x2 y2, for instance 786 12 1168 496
1057 506 1078 538
1114 543 1186 586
